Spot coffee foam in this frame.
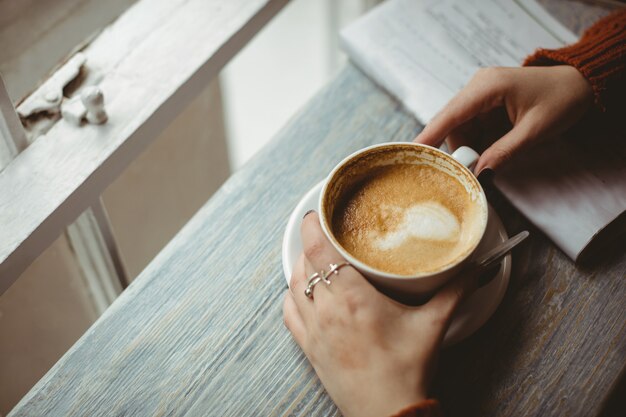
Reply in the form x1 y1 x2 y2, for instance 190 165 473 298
331 162 483 275
369 202 461 250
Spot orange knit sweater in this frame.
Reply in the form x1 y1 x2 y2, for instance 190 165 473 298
391 9 626 417
524 9 626 122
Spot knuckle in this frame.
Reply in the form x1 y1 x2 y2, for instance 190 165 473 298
476 67 502 80
289 272 299 291
427 304 454 330
473 67 489 79
473 67 509 95
282 294 293 329
343 289 366 315
283 311 292 330
429 311 448 329
473 67 494 82
488 145 513 165
304 238 325 261
357 309 379 328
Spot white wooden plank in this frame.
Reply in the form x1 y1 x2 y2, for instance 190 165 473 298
66 206 124 315
0 0 138 101
0 75 27 171
0 0 288 293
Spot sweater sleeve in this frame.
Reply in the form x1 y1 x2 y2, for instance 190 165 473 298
523 9 626 119
390 399 444 417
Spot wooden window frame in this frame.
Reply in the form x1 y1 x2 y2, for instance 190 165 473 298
0 76 27 171
0 0 288 294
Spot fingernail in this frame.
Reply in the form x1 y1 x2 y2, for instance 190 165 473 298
303 209 315 219
477 168 495 187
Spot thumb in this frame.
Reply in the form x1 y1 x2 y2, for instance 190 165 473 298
474 116 538 174
421 269 481 328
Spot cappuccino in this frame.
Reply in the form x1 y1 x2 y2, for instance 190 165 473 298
332 163 482 275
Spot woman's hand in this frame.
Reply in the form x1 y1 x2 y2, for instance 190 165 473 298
283 212 478 417
414 66 594 174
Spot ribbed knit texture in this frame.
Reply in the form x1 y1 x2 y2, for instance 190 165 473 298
390 399 443 417
524 9 626 121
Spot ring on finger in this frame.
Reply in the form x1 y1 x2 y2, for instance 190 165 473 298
304 275 324 299
322 262 352 285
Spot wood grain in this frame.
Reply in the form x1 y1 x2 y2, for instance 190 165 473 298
10 62 626 417
9 1 626 416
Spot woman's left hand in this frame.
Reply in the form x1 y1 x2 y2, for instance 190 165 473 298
283 211 478 417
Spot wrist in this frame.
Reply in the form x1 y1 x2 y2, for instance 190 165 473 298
340 388 428 417
557 65 593 107
389 399 442 417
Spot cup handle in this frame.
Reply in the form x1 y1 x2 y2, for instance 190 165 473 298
451 146 480 170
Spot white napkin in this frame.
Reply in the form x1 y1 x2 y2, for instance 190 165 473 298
494 134 626 261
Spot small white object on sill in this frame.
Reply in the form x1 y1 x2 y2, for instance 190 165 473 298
61 86 108 126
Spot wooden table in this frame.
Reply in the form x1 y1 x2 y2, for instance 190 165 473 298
9 2 625 416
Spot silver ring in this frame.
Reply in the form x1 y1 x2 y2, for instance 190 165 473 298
304 263 351 299
323 262 352 284
304 275 323 299
306 272 320 283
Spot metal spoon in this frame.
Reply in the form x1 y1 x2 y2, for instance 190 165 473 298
469 230 530 286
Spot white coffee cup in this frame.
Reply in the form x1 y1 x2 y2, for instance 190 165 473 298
318 142 488 303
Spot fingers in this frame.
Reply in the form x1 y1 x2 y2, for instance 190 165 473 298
283 291 307 348
289 254 315 322
414 68 505 148
302 254 332 302
474 115 538 174
288 253 306 294
421 269 480 329
300 212 344 269
300 212 369 291
445 119 480 152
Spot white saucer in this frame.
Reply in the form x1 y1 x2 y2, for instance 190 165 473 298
281 181 511 346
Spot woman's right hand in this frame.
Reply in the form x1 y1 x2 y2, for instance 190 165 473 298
283 212 478 417
414 65 594 174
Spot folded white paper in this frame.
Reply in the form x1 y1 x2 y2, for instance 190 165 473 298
341 0 625 261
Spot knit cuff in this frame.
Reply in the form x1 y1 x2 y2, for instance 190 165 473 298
390 399 444 417
523 10 626 113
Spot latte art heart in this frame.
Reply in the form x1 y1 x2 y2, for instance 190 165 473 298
369 202 461 251
332 163 482 275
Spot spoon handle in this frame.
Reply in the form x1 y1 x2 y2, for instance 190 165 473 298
472 230 530 271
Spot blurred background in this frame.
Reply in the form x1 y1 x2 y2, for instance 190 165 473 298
0 0 380 413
